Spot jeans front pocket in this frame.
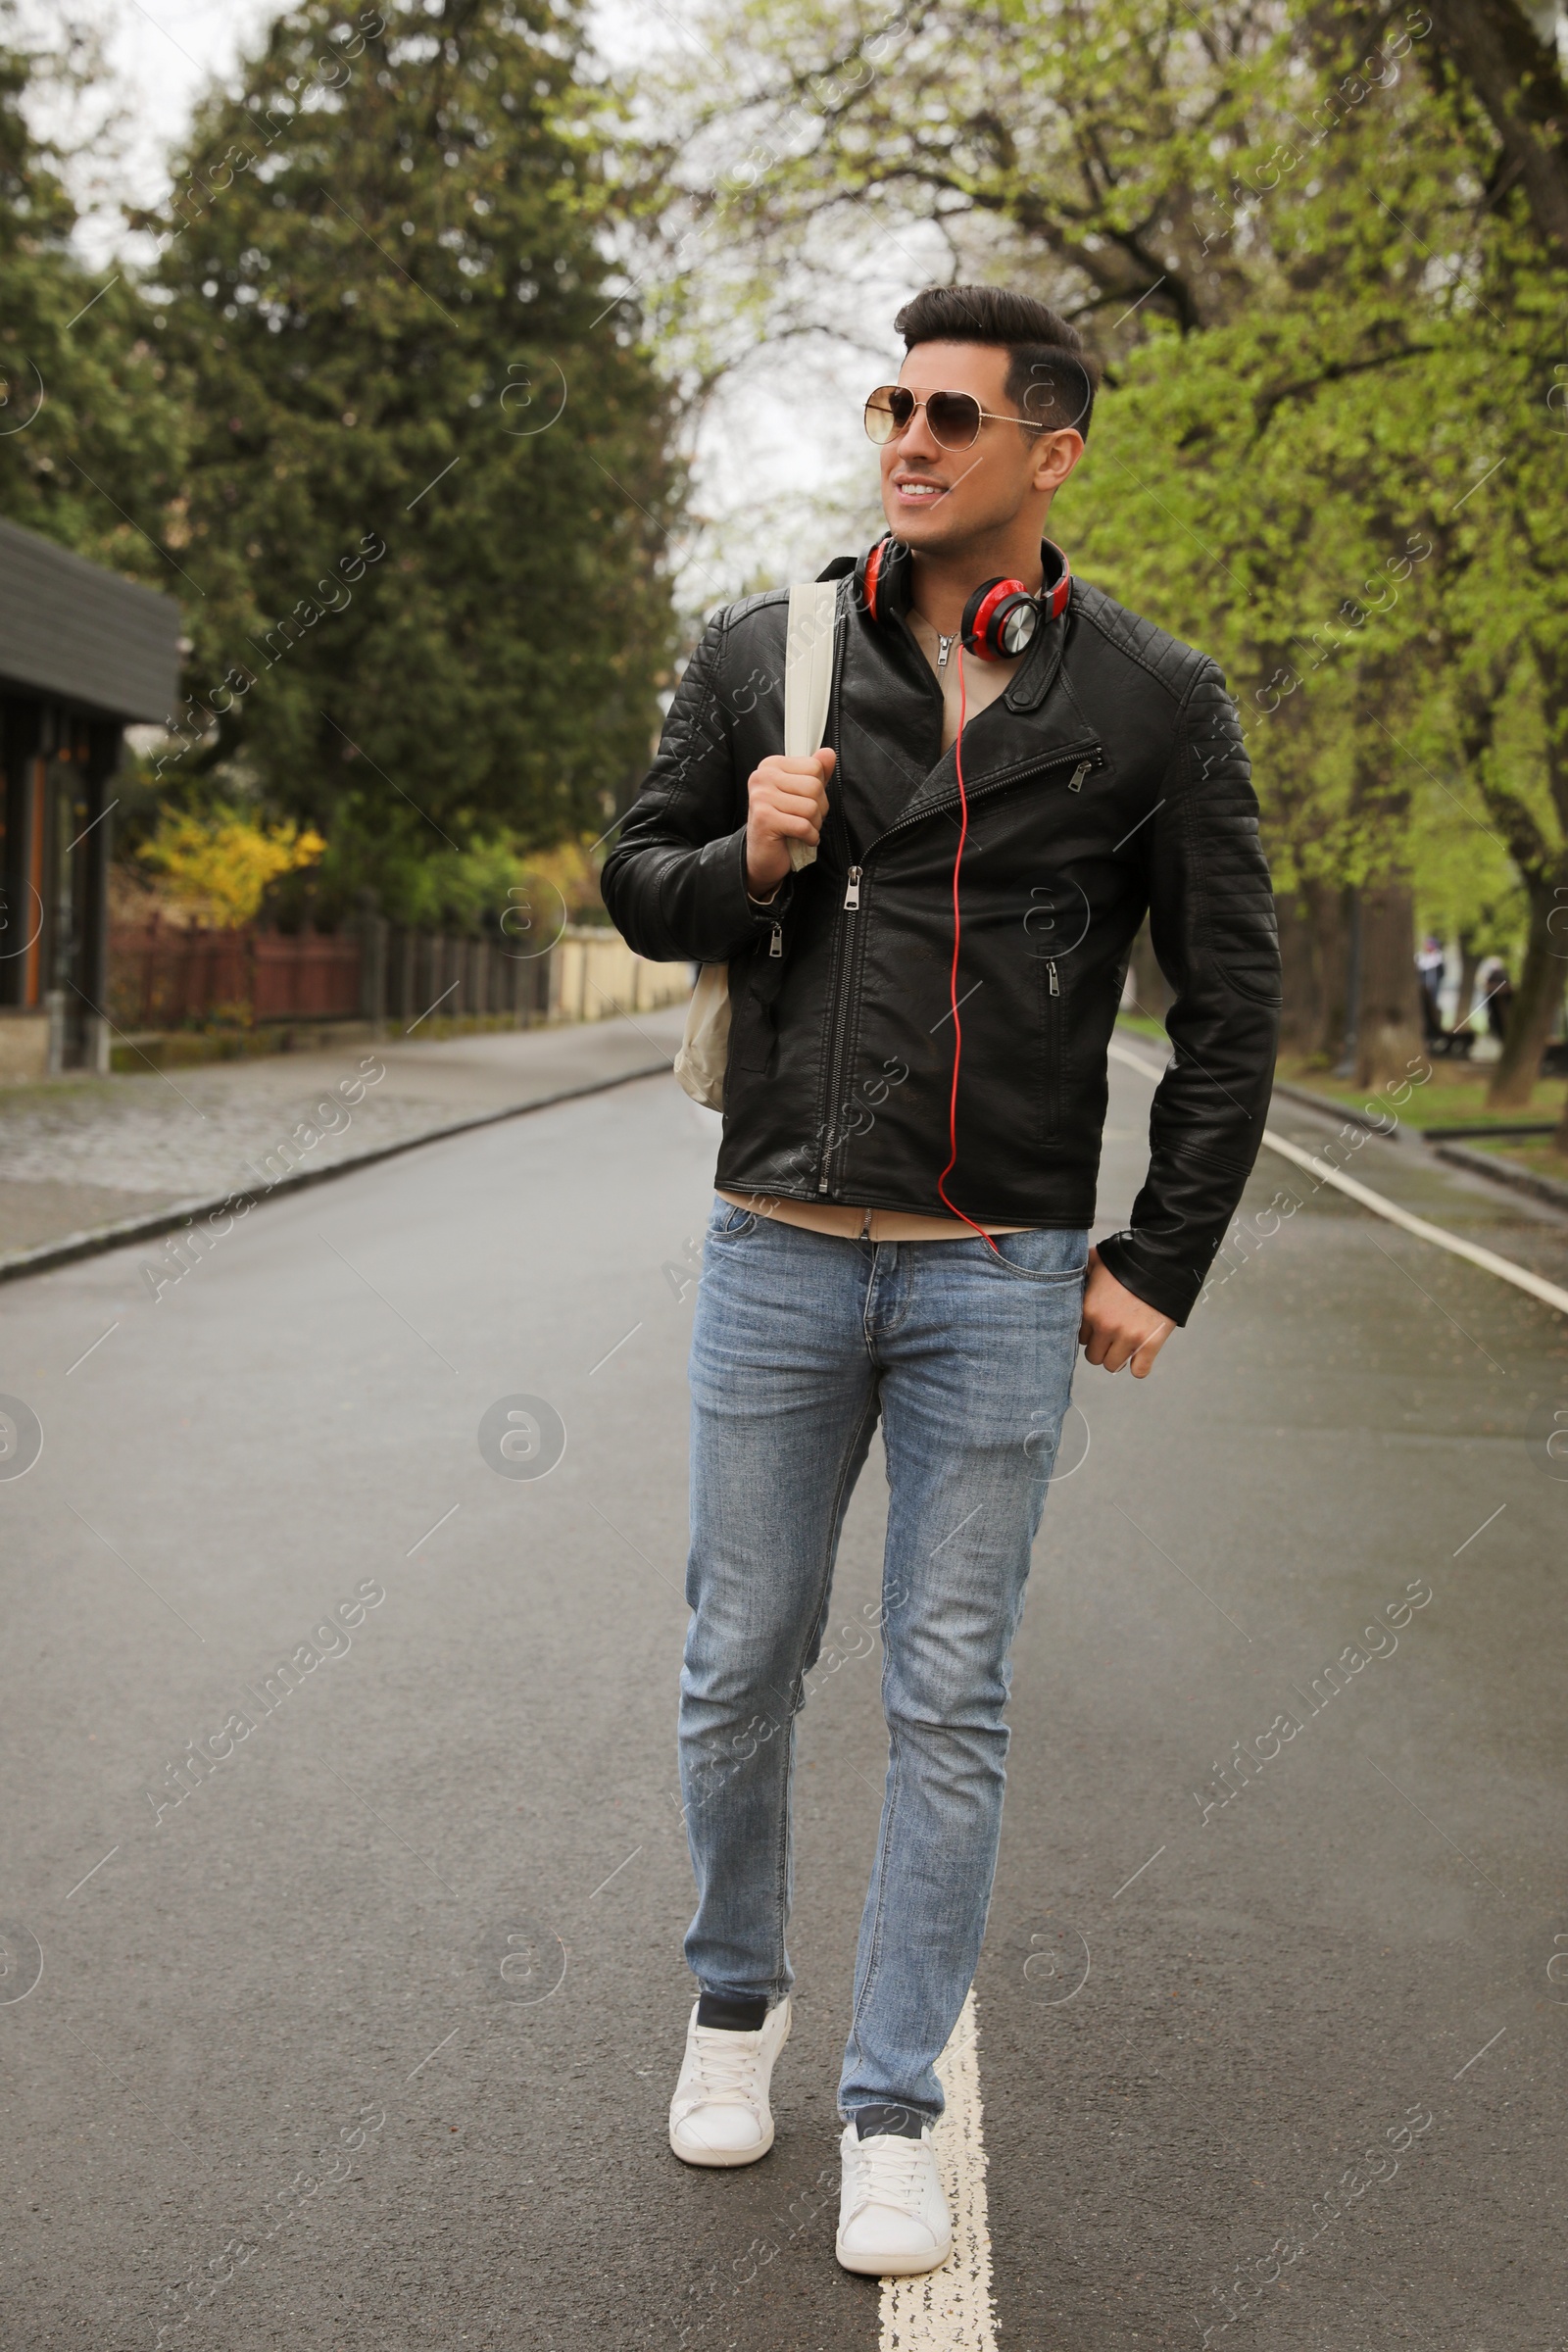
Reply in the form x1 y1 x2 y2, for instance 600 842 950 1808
708 1199 760 1243
984 1227 1089 1286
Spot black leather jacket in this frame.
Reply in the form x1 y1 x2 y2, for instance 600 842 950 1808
602 552 1280 1324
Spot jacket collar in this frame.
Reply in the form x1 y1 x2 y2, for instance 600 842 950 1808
1003 601 1070 711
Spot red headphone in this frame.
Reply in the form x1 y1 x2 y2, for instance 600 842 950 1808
858 534 1072 656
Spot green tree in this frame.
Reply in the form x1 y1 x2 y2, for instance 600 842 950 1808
1420 0 1568 264
0 6 186 586
143 0 682 908
632 0 1568 1095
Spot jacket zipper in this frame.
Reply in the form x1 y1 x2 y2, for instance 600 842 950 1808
818 866 865 1190
867 738 1104 858
1044 957 1062 1137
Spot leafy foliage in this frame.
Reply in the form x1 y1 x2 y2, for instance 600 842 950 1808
311 824 609 932
628 0 1568 1087
138 806 325 925
141 0 682 894
0 5 186 575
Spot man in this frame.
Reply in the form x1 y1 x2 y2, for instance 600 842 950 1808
602 285 1279 2276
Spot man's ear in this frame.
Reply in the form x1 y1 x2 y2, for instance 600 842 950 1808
1032 429 1084 496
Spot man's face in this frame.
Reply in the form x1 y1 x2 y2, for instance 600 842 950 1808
878 339 1079 551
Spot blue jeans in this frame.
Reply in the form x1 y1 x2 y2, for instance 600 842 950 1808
682 1199 1087 2123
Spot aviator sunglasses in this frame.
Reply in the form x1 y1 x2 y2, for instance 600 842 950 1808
862 383 1046 451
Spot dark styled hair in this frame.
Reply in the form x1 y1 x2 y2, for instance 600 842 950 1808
893 284 1099 440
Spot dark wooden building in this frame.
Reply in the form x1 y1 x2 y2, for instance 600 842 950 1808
0 517 180 1077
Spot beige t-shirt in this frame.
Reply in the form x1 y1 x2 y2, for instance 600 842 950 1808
721 607 1030 1242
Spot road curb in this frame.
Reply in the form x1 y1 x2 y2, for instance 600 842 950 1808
0 1055 675 1289
1429 1138 1568 1216
1269 1080 1568 1215
1270 1079 1394 1134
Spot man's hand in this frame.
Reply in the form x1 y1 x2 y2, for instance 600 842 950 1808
745 749 836 899
1078 1247 1174 1378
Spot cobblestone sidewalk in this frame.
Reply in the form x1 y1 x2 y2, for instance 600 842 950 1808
0 1006 686 1264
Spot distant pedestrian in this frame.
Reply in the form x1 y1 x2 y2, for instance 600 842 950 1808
605 285 1279 2278
1416 935 1446 1045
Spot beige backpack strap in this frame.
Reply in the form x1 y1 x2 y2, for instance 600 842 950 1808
673 578 838 1112
784 579 839 873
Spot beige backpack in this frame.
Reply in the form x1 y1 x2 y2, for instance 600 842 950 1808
673 579 839 1112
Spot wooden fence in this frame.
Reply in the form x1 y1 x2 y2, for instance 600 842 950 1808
110 921 254 1030
108 915 689 1036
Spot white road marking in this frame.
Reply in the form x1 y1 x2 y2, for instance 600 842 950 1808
880 1988 999 2350
1106 1041 1568 1319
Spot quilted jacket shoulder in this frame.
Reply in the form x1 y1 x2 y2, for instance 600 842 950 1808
719 584 793 631
1071 579 1211 704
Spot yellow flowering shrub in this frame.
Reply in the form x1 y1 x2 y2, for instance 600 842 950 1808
139 808 326 928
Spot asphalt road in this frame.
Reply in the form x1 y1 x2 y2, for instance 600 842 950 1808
0 1004 685 1265
2 1048 1566 2351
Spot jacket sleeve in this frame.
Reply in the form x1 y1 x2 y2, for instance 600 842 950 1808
1096 662 1281 1326
600 612 793 964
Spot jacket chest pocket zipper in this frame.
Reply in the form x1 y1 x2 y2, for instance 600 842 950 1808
844 866 862 910
987 748 1100 802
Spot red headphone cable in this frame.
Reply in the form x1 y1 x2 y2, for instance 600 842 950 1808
934 649 1002 1257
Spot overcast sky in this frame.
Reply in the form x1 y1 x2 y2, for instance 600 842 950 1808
30 0 919 612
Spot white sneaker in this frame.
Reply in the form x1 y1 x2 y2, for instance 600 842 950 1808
836 2120 953 2276
667 1998 791 2167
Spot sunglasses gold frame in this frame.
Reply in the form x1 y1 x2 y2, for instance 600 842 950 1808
862 384 1048 450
